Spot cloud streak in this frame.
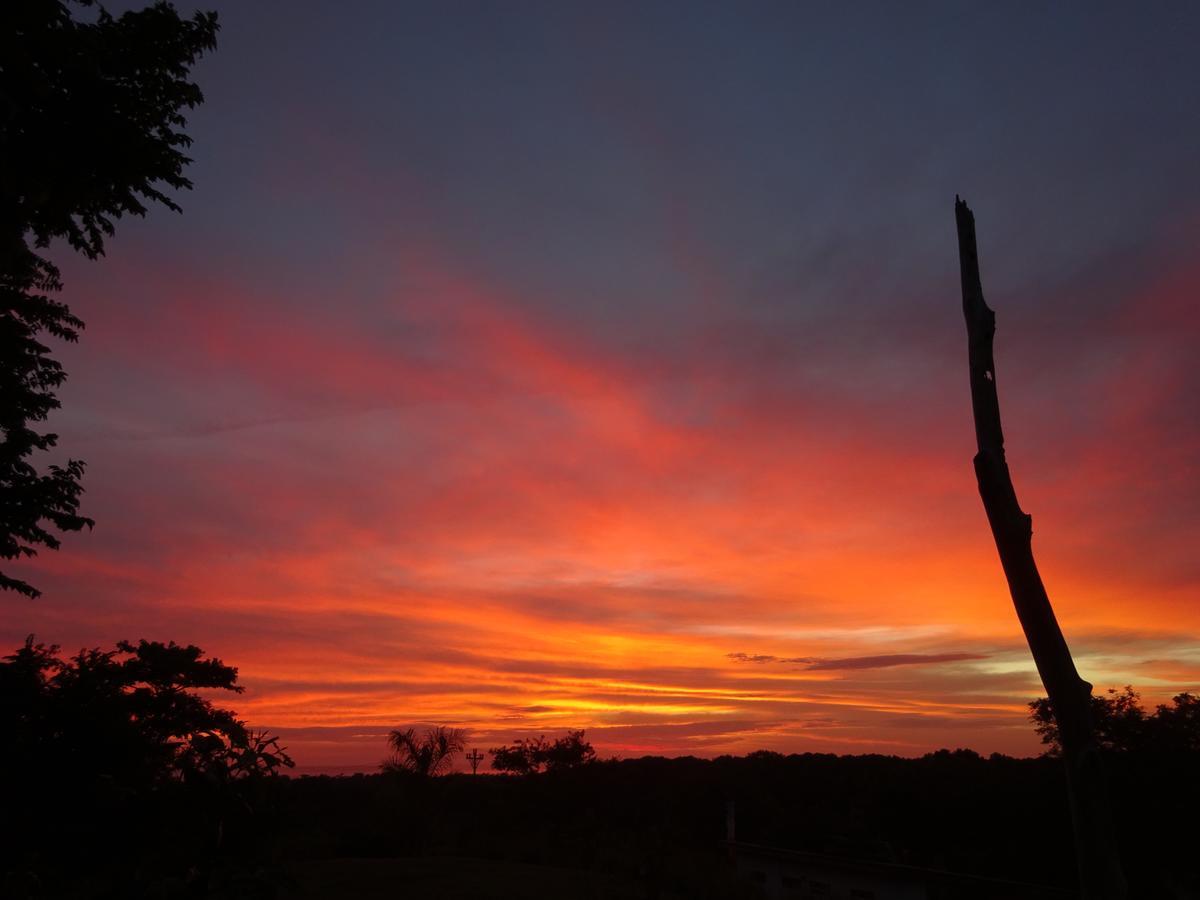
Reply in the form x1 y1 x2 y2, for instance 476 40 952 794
727 652 989 670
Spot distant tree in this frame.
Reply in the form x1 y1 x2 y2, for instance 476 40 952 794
543 729 597 771
383 725 466 777
1147 692 1200 754
746 749 786 763
490 734 547 775
1030 687 1200 756
490 729 596 774
1 1 219 598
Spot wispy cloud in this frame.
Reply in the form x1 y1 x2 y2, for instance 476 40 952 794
728 652 989 670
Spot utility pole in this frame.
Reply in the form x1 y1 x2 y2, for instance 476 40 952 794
465 748 485 775
955 197 1126 900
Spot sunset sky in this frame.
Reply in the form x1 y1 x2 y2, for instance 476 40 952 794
3 1 1198 769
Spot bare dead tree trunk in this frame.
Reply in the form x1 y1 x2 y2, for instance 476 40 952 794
954 197 1126 900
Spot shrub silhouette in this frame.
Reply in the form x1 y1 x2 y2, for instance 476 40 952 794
491 729 596 774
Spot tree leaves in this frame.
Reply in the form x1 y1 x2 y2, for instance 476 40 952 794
384 725 467 777
0 634 292 786
490 730 596 774
1029 686 1200 756
1 1 218 597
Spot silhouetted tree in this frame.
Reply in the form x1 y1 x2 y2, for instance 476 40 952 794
1031 687 1200 756
383 725 466 777
490 733 548 775
1147 691 1200 753
543 728 597 771
955 198 1124 899
0 635 291 893
0 635 292 787
1 1 218 597
491 729 596 774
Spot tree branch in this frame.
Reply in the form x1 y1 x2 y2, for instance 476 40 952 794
955 196 1125 900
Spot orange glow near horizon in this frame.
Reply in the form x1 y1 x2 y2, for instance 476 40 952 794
6 234 1196 772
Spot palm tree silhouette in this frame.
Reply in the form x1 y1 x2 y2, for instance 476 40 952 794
383 726 466 777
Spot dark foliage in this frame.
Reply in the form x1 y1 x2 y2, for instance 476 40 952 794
491 729 597 774
1030 686 1200 756
260 747 1197 899
4 669 1195 899
0 0 218 597
383 725 466 777
0 636 291 896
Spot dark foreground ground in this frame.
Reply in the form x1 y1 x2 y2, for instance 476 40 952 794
6 750 1197 899
282 857 657 900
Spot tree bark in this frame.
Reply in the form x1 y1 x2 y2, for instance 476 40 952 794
954 197 1126 900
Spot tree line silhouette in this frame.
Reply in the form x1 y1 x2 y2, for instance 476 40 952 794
382 726 599 777
2 626 1196 896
